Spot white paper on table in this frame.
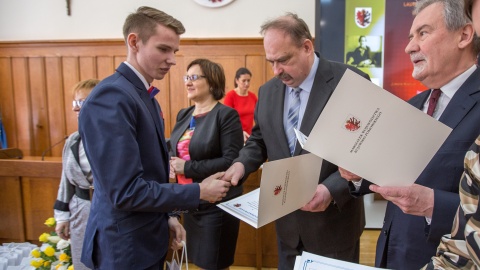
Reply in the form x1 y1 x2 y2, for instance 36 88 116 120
297 251 388 270
304 69 452 187
218 153 323 228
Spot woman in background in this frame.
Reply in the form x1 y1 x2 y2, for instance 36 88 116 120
169 59 243 270
54 79 99 270
224 67 257 142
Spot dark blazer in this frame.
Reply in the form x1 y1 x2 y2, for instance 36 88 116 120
235 53 367 269
356 67 480 269
79 63 200 269
169 103 244 201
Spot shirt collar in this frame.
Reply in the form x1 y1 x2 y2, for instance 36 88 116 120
438 64 477 99
123 61 150 90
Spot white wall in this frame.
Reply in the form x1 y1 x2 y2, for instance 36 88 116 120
0 0 315 41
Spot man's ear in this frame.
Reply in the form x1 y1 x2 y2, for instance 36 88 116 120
458 23 475 49
127 33 139 52
303 38 314 53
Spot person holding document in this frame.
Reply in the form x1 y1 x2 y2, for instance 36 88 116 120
422 1 480 268
339 0 480 269
222 13 368 270
169 58 244 270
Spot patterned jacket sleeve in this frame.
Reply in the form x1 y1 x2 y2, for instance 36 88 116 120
423 135 480 269
53 136 76 223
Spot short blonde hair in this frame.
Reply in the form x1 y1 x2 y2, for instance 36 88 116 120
72 79 100 98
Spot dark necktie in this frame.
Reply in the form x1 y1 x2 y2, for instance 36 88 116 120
286 87 302 156
426 89 441 117
148 86 160 99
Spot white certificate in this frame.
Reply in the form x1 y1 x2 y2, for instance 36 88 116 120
218 153 323 228
303 69 452 187
294 251 387 270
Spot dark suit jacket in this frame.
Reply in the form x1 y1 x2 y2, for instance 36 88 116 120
169 103 244 201
355 68 480 270
235 53 367 267
79 63 200 269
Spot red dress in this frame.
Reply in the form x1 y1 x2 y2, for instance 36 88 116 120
223 90 257 134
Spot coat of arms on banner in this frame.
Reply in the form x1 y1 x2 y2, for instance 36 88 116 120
355 7 372 28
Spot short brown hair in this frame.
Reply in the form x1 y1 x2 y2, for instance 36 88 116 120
187 59 225 100
260 12 313 48
123 6 185 44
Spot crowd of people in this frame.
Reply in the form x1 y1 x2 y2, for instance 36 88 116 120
49 0 480 269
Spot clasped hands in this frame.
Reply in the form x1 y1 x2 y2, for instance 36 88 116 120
338 167 434 218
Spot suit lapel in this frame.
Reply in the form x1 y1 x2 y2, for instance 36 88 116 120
269 80 291 156
439 68 480 129
116 63 169 162
296 56 336 155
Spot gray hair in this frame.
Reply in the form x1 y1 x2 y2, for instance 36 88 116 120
413 0 480 54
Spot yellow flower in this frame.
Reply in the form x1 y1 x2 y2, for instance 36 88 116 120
44 245 56 257
30 248 41 258
44 260 51 267
59 252 70 262
30 258 44 268
44 217 56 227
67 265 74 270
39 232 51 242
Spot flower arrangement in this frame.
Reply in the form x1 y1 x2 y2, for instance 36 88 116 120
30 217 73 270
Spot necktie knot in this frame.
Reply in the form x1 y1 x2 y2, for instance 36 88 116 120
148 86 160 99
292 87 302 96
427 88 441 117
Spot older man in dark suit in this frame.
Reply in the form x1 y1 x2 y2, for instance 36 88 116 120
340 0 480 269
223 13 368 270
78 7 229 269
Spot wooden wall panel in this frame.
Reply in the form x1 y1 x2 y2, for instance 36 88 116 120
79 56 96 81
22 177 61 241
45 57 67 157
29 57 49 156
12 57 32 155
0 39 267 154
0 57 16 148
62 57 80 136
0 176 25 242
96 56 114 80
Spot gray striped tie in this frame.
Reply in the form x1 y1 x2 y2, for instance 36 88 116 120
286 87 302 156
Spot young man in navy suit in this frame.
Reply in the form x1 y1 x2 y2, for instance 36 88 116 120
78 7 230 269
340 0 480 269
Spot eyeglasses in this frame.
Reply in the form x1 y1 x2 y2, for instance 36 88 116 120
183 75 206 83
72 99 85 108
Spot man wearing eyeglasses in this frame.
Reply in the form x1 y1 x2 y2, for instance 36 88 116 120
78 7 230 270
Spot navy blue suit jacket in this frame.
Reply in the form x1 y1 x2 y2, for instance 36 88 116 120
356 67 480 269
79 63 200 269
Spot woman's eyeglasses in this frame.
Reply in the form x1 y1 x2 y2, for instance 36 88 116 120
72 100 85 108
183 75 206 82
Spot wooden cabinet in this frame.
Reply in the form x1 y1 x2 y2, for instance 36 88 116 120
0 156 61 243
